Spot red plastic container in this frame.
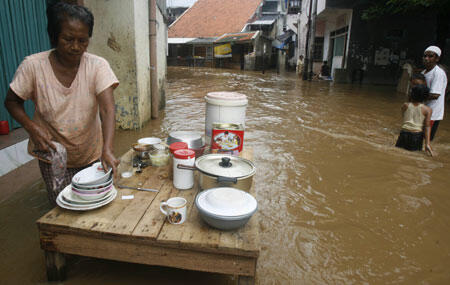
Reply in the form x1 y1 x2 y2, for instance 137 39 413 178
0 121 9 135
169 142 189 154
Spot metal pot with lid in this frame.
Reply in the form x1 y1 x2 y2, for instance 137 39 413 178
178 154 255 191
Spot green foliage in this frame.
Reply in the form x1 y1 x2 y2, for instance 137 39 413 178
361 0 450 20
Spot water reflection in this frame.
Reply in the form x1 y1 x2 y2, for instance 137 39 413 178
1 66 449 284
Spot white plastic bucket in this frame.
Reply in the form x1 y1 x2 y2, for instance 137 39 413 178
205 92 248 144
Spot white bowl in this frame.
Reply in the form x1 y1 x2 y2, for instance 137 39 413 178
72 162 112 186
72 187 112 201
196 187 257 217
137 137 162 146
72 183 113 194
72 177 113 190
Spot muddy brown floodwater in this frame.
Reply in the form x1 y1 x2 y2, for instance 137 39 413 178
1 66 450 284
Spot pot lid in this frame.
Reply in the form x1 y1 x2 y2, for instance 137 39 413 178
195 154 255 178
196 187 257 216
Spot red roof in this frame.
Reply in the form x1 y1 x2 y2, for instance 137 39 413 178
169 0 262 38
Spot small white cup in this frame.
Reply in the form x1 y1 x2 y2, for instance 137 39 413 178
160 197 187 224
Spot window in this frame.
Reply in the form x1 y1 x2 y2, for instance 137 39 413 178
206 46 213 59
333 35 346 57
288 0 301 14
313 37 324 61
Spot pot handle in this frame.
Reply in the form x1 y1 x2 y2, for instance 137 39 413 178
177 164 196 171
217 176 238 184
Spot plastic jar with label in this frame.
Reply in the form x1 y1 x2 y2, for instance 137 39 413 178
173 149 196 190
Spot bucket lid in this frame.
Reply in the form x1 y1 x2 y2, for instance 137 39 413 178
169 142 188 153
137 137 161 145
196 187 257 216
206 92 247 101
173 149 195 159
195 154 255 178
205 92 248 107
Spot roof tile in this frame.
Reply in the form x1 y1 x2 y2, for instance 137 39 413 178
169 0 262 38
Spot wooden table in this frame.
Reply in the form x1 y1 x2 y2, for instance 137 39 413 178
37 149 259 284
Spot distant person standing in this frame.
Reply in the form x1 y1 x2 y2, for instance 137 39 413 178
422 46 447 141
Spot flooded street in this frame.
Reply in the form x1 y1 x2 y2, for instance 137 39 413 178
2 66 450 284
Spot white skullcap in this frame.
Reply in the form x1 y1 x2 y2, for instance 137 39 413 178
425 46 441 57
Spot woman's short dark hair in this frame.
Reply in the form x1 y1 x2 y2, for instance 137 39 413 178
47 2 94 47
410 84 429 102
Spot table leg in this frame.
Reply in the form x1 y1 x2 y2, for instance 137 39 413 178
45 251 66 281
238 275 255 285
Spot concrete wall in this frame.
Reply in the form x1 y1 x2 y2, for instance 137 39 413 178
84 0 152 129
156 6 167 109
134 0 151 127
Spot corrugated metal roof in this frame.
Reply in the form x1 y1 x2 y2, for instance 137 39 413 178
249 19 276 25
214 31 258 43
168 38 197 44
188 37 217 44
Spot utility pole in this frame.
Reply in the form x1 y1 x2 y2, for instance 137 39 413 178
302 0 313 80
307 0 318 81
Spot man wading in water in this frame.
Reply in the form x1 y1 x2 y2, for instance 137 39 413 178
422 46 448 141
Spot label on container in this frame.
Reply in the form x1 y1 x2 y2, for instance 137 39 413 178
210 123 244 155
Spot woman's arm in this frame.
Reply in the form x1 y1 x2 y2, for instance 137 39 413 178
4 88 55 151
97 86 119 174
422 106 433 156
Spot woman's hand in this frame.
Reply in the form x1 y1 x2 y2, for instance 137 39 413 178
28 123 56 152
425 144 434 157
101 148 119 176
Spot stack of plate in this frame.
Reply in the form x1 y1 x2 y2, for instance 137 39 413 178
56 162 117 211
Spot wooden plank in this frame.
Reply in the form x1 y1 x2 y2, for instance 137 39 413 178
103 164 168 235
41 231 257 276
67 156 167 233
132 182 175 239
156 179 199 245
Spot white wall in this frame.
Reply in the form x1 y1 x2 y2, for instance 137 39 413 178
134 0 151 126
317 0 326 14
320 9 352 75
84 0 152 129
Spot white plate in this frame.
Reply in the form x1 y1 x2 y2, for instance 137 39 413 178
72 162 112 185
57 187 117 211
60 184 114 204
137 137 161 145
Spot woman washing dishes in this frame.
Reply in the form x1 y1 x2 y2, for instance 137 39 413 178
4 2 119 205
